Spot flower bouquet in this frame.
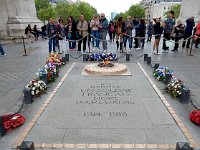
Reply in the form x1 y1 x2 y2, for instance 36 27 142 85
49 53 65 67
153 67 173 81
166 78 184 98
87 53 118 61
25 80 47 96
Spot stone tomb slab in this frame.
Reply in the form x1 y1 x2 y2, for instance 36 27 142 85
24 62 187 145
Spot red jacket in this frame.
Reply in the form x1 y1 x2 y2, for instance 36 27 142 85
195 22 200 35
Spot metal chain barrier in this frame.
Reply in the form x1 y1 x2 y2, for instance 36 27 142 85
68 53 83 59
130 53 144 59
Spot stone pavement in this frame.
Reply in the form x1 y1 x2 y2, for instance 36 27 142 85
0 37 200 149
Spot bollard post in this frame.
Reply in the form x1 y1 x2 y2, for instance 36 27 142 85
41 73 48 85
18 141 35 150
154 63 160 71
147 56 151 65
62 56 66 64
164 73 172 85
176 142 192 150
126 53 130 61
83 53 87 61
65 53 69 61
22 36 28 56
180 87 190 104
23 87 33 104
0 116 6 137
144 54 148 61
189 38 194 56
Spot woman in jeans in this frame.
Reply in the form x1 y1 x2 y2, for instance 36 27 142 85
90 15 100 49
65 16 77 50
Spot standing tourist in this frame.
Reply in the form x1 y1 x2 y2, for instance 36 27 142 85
0 43 6 56
147 21 153 42
195 20 200 48
124 16 134 50
99 13 109 50
116 17 124 52
77 15 88 53
162 11 175 52
90 15 100 49
47 18 57 54
153 18 163 55
135 19 146 50
171 20 185 51
57 19 66 52
108 21 115 42
182 17 195 48
65 16 77 50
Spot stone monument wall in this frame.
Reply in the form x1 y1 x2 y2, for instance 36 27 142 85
179 0 200 23
0 0 43 38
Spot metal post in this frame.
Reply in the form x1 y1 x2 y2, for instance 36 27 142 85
147 56 151 65
18 141 35 150
65 54 69 61
23 87 33 104
126 53 130 61
180 87 190 104
0 116 6 137
144 54 148 61
22 36 28 56
189 38 194 56
176 142 191 150
83 53 87 61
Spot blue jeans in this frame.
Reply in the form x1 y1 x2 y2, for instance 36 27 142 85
0 44 5 55
124 36 133 49
91 30 100 47
49 37 56 53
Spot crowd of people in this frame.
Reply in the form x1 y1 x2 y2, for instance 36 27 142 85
44 11 200 55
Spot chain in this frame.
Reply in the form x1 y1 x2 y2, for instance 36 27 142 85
68 53 83 59
117 53 126 60
130 53 144 59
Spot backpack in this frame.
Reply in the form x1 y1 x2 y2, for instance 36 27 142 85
110 24 115 32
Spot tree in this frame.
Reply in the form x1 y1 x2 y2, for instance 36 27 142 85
38 5 56 22
35 0 50 12
170 4 181 19
77 1 97 21
113 12 128 21
127 5 145 18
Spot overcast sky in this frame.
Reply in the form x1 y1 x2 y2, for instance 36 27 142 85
72 0 141 18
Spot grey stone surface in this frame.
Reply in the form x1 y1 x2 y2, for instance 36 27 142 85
25 62 187 144
0 36 200 149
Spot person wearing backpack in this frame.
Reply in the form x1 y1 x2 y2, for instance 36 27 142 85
124 16 134 50
162 11 175 52
108 21 115 42
116 17 125 52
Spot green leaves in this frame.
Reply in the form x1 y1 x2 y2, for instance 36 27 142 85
113 4 145 21
35 0 97 22
127 5 145 18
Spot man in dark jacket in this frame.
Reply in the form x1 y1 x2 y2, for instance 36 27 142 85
182 16 195 48
47 18 57 54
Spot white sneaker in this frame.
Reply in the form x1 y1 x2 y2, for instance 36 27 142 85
2 54 6 56
136 47 141 50
157 52 161 55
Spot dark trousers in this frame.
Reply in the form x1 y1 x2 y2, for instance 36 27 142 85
49 37 56 53
109 32 115 41
0 44 5 55
163 33 171 50
182 34 192 48
134 36 138 48
78 36 87 51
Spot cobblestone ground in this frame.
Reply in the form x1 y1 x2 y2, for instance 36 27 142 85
0 36 200 149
